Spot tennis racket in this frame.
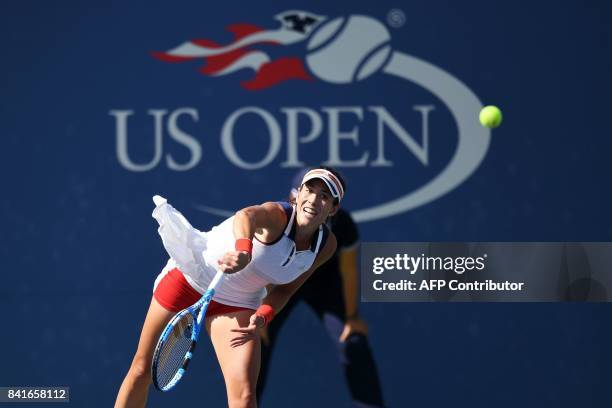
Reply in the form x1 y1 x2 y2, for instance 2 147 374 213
152 269 224 391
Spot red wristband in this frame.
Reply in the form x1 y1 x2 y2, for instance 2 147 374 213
255 304 275 326
235 238 253 255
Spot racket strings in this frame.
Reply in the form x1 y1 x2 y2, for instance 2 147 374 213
156 313 195 389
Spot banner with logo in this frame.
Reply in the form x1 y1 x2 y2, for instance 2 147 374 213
2 1 611 407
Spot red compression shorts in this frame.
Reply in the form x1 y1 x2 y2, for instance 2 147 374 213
153 268 253 316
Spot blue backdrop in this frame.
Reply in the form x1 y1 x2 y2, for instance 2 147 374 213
1 0 611 406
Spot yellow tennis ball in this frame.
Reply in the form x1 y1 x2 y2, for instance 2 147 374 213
479 105 503 128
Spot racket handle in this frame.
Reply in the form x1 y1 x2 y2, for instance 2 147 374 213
208 270 224 291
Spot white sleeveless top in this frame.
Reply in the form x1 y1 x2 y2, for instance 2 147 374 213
151 197 329 309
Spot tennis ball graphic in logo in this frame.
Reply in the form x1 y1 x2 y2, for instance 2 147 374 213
306 15 392 83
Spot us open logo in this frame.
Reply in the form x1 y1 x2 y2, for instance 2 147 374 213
110 10 491 222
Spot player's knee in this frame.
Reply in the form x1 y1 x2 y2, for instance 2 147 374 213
128 355 152 384
228 392 256 408
227 383 256 408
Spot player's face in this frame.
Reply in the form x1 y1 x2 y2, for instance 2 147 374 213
296 179 338 227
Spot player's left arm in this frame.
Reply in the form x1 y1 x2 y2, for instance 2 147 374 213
230 233 337 342
261 232 337 315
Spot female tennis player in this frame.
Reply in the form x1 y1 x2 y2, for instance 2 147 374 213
115 167 344 408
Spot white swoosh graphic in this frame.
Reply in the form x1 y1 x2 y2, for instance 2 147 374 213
192 203 234 218
167 29 307 57
351 51 490 222
212 51 270 76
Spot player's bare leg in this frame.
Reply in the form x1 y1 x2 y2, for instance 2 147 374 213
115 298 175 408
207 310 260 408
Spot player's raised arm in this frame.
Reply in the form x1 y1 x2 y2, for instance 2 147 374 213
217 202 287 274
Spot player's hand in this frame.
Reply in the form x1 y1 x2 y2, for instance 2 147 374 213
339 316 369 343
230 314 265 348
217 250 251 274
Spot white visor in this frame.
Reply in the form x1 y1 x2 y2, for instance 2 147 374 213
300 169 344 201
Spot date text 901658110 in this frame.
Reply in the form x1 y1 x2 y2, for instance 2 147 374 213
0 387 69 403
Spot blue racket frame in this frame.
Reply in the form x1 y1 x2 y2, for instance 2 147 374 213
152 270 224 392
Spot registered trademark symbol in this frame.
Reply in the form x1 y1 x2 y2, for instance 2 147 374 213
387 9 406 28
